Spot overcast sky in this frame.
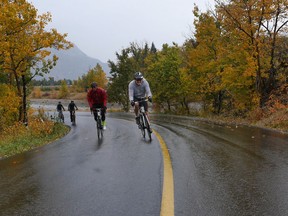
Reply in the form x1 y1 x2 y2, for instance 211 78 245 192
29 0 215 63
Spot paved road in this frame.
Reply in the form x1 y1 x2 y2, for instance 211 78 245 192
1 112 288 216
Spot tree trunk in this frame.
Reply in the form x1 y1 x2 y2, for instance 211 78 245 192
259 67 277 108
167 100 171 112
213 90 224 114
183 97 190 114
22 75 28 125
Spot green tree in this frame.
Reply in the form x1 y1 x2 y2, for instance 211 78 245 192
107 42 153 111
107 48 135 111
146 43 190 113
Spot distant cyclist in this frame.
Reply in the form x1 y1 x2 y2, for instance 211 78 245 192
56 101 65 112
128 71 152 125
56 101 65 122
87 82 108 130
68 100 78 122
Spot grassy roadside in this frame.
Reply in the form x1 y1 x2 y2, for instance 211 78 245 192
0 120 70 159
202 108 288 134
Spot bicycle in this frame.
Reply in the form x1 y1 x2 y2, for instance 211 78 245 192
93 108 103 139
71 110 76 125
58 110 64 123
136 97 152 141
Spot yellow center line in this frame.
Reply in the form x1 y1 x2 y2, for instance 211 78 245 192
154 130 175 216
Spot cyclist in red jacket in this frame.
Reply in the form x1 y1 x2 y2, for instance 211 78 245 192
87 82 107 130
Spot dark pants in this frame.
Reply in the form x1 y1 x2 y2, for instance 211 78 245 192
134 98 148 111
92 104 106 121
69 110 75 122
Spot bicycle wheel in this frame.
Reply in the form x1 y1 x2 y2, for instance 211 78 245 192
139 114 146 138
72 114 76 125
58 113 61 122
143 114 152 141
99 118 103 138
59 113 64 123
97 118 103 139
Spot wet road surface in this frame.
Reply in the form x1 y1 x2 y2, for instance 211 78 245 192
1 112 288 216
152 115 288 216
0 112 162 216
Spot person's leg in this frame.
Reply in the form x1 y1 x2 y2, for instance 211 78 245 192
134 103 140 124
144 101 150 120
101 107 107 129
101 108 106 122
92 104 98 121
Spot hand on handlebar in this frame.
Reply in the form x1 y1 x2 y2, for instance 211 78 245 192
148 96 152 103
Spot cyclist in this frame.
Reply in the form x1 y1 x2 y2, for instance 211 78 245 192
56 101 65 122
87 82 108 130
128 71 152 127
68 100 78 122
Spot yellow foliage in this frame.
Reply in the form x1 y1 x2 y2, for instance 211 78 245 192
0 84 21 131
0 0 73 123
1 117 55 142
31 87 42 98
59 80 69 98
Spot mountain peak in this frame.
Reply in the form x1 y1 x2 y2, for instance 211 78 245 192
43 45 110 80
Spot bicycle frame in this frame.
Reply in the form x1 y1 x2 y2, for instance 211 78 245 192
136 98 152 141
71 110 76 125
58 110 64 123
93 108 103 139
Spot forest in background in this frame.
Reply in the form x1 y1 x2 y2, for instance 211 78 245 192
1 0 288 133
104 1 288 130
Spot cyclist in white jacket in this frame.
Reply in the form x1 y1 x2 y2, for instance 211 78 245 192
128 72 152 125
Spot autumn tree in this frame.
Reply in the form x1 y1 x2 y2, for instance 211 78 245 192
215 0 288 107
75 63 108 91
93 64 108 88
0 0 72 124
0 84 20 130
188 5 256 114
59 80 69 99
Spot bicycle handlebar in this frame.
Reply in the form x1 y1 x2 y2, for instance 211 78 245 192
92 108 102 111
135 97 149 102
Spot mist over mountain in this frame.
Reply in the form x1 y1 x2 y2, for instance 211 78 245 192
40 45 110 81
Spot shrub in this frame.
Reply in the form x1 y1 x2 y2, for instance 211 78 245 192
0 84 21 131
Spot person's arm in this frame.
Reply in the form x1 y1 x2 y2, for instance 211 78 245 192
102 89 107 107
87 90 93 108
144 80 152 98
128 81 134 101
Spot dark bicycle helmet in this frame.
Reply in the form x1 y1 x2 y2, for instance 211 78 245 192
91 82 97 88
134 72 143 80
